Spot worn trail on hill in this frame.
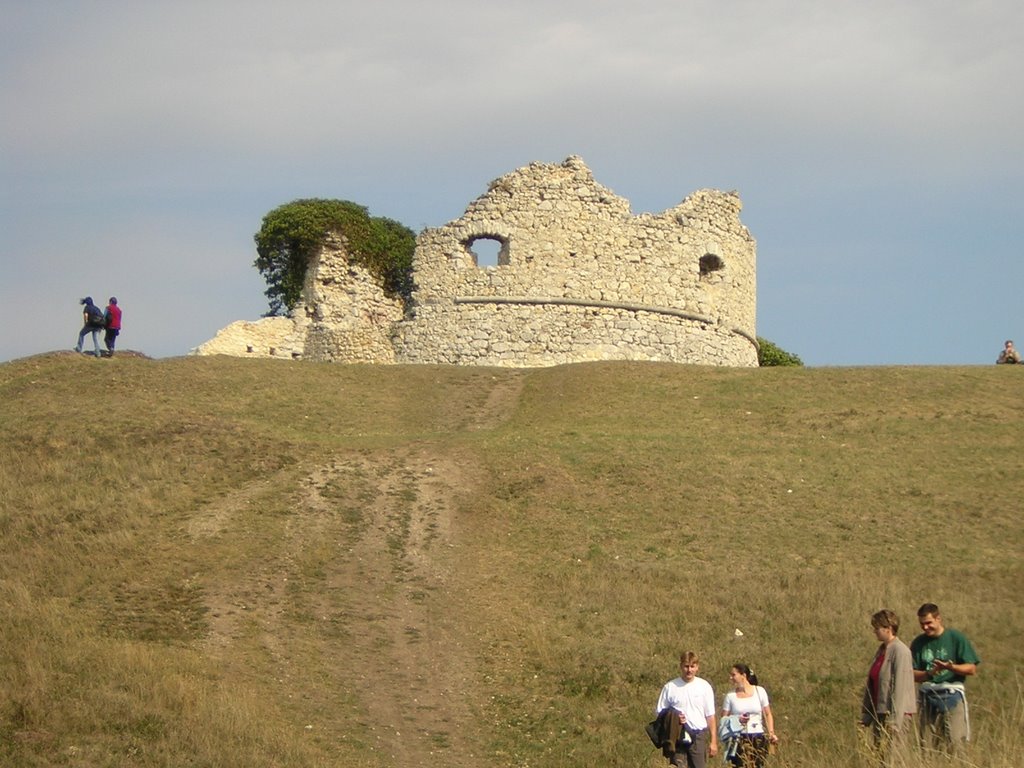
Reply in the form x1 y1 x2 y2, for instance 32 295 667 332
318 372 525 764
302 449 481 766
191 372 526 766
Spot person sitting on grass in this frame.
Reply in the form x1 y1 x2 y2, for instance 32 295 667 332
996 339 1021 364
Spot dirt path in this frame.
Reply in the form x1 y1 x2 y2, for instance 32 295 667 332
299 448 482 767
464 370 526 431
190 372 527 766
314 373 526 765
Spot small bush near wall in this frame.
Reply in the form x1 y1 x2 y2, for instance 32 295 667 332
757 337 803 367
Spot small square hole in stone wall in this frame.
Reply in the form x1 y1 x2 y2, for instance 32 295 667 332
699 253 725 277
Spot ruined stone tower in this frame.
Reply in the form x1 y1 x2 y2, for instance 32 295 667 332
193 156 757 367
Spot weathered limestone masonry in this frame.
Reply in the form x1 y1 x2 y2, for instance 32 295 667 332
192 155 757 367
191 232 404 362
190 315 301 359
396 155 756 366
297 232 405 363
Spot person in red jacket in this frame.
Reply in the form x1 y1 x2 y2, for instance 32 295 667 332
104 297 123 355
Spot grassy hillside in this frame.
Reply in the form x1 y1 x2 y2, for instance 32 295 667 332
1 353 1021 767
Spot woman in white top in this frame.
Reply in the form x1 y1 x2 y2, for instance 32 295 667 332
720 663 778 768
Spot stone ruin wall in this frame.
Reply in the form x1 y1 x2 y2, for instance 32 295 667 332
192 155 757 367
190 232 404 362
296 232 405 363
395 155 756 367
189 315 301 359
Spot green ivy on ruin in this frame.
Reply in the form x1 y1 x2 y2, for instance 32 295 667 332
254 199 415 316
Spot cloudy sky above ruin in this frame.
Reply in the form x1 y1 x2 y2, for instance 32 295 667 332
2 0 1021 365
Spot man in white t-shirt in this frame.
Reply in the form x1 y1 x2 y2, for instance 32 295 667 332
654 651 719 768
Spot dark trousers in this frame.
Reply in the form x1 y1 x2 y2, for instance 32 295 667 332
728 735 769 768
672 727 709 768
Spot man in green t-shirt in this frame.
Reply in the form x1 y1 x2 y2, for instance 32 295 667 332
910 603 980 754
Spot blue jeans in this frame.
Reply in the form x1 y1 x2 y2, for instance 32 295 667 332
77 326 102 356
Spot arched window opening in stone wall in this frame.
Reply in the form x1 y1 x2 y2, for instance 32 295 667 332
465 235 509 268
699 253 725 278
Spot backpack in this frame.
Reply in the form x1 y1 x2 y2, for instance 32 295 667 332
86 304 105 328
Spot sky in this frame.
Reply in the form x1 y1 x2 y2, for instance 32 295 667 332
2 0 1021 366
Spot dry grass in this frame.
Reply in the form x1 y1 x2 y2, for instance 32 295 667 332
1 354 1021 767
